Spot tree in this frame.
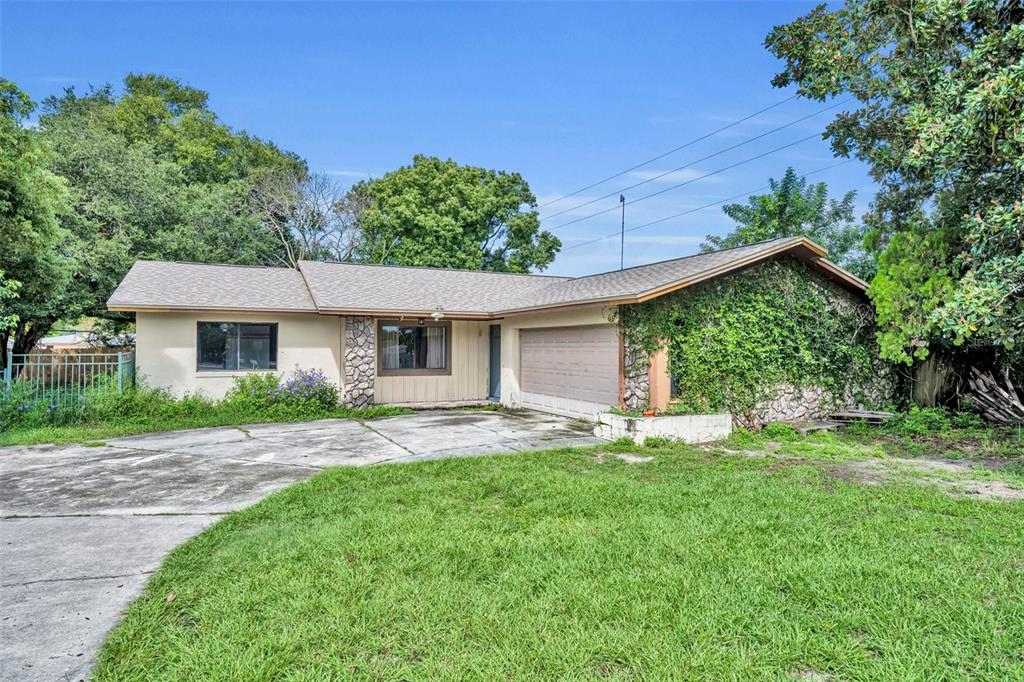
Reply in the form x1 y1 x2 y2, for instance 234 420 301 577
0 272 19 333
250 171 369 267
701 167 873 279
0 80 78 368
353 155 560 272
34 74 306 346
766 1 1024 365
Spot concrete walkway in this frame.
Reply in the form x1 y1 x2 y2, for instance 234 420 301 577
0 410 600 682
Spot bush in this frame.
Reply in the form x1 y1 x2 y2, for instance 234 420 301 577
761 423 800 441
950 410 985 430
278 368 339 410
888 406 951 436
224 369 339 413
223 373 282 411
1 367 341 430
642 435 675 448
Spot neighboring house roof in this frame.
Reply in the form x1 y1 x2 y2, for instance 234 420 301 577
107 261 317 312
107 237 867 317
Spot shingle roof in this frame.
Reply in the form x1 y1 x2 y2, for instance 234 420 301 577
297 260 566 315
497 237 830 311
107 237 866 315
107 261 317 312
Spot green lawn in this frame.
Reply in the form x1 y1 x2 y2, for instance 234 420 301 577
0 405 410 446
94 436 1023 680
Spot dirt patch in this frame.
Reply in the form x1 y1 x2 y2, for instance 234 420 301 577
827 457 1024 502
591 452 654 465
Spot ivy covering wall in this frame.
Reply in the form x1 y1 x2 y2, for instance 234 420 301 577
616 257 889 426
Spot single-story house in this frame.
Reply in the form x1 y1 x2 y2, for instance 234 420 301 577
107 236 869 420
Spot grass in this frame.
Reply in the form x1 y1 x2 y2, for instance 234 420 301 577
93 436 1023 680
0 405 412 446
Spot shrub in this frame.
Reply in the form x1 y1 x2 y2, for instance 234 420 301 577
223 373 282 411
950 410 985 430
642 435 675 448
888 406 951 436
761 423 800 441
278 368 338 410
223 369 339 414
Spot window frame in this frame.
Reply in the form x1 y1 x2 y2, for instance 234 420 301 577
196 321 279 372
376 319 452 377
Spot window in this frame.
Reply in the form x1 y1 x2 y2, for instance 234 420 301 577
197 322 278 371
378 321 450 376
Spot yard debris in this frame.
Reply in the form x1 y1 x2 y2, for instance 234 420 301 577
967 366 1024 425
828 409 895 425
165 592 176 604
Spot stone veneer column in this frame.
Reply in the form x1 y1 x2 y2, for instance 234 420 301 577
622 334 651 411
343 316 375 407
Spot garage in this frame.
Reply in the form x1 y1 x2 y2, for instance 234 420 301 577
518 325 620 419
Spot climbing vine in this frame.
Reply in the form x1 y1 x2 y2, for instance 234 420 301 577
616 257 889 426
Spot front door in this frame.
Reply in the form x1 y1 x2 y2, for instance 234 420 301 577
488 324 501 400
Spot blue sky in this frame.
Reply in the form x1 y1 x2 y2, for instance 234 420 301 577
2 1 872 277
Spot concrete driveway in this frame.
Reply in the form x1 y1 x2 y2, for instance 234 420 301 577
0 410 600 682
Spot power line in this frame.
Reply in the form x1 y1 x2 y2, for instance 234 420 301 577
561 159 854 253
546 132 824 233
538 94 799 209
542 97 851 222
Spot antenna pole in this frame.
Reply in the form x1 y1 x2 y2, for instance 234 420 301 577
619 195 626 270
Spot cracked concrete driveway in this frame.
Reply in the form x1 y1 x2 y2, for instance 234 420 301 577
0 409 600 682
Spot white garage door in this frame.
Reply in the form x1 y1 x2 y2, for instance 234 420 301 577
519 325 620 419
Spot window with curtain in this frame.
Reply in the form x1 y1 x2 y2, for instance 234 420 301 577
197 322 278 371
378 321 449 374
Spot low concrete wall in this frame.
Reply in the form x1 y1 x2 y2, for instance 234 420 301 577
594 412 731 445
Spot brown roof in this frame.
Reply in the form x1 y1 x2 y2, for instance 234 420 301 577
107 261 317 312
107 237 866 316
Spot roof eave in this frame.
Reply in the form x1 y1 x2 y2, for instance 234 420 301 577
106 304 319 314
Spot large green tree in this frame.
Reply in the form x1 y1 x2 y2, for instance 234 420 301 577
0 80 78 366
766 0 1023 365
701 167 873 279
353 155 560 272
34 74 305 345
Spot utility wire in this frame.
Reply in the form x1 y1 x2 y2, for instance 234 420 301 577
538 94 799 209
542 97 851 222
547 132 825 233
561 159 854 252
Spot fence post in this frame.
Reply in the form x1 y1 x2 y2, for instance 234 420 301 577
3 350 10 397
117 352 124 394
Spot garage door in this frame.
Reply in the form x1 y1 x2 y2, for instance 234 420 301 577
519 325 620 419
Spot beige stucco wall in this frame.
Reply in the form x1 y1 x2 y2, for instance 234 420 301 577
499 305 618 410
374 320 490 404
135 311 343 400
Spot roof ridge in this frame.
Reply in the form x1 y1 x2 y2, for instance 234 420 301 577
299 259 568 280
564 235 806 282
161 260 296 271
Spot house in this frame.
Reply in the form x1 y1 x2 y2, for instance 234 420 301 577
107 236 870 420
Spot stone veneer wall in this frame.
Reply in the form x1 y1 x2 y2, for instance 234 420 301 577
759 384 830 423
622 334 650 411
343 316 375 407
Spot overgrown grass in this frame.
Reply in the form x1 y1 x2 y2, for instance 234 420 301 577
0 370 411 446
94 441 1023 680
0 404 411 446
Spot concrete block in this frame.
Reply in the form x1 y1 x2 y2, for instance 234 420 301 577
593 412 732 445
